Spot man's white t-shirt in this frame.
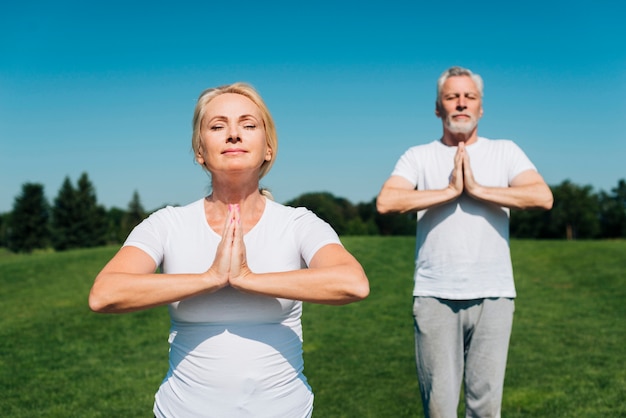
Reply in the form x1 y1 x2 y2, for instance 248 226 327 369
391 137 536 299
124 197 340 417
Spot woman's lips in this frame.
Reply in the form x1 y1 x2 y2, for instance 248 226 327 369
222 148 247 154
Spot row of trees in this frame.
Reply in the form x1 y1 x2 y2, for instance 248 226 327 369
1 175 625 253
1 173 146 253
510 179 626 240
285 179 626 240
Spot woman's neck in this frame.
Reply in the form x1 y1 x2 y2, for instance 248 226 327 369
204 180 266 234
210 174 261 203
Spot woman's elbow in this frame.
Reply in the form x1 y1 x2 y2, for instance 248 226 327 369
88 280 117 313
88 290 107 313
353 279 370 301
343 269 370 303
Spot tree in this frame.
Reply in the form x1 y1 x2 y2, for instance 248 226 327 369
105 207 126 244
7 183 50 253
598 179 626 238
355 198 413 236
123 190 146 235
374 210 417 236
75 172 108 247
51 177 80 250
286 192 353 235
350 200 379 235
510 209 552 239
548 180 600 240
0 212 9 248
51 173 107 250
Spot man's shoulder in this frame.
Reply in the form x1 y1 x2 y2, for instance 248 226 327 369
403 139 444 154
478 136 517 145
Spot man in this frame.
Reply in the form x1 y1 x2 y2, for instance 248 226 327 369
376 66 553 418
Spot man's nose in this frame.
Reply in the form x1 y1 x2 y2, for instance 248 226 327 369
456 97 467 110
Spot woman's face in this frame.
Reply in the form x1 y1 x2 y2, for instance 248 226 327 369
196 93 272 176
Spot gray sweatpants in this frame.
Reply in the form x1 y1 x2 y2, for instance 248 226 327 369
412 297 514 418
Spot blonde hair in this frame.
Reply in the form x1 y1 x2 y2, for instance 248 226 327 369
191 82 278 180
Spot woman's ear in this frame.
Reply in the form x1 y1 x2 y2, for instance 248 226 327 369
265 147 272 162
196 144 205 165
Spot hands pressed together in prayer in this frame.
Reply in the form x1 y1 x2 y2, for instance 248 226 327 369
207 204 253 290
449 142 482 199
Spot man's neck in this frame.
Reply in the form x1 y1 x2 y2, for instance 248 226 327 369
441 130 479 146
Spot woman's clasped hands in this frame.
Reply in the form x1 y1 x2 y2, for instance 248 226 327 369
206 204 253 290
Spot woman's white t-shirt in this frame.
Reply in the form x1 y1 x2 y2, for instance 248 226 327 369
124 197 340 417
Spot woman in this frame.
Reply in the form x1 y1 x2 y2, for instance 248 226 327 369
89 82 370 417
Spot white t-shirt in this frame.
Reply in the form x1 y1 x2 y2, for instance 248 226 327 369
391 137 536 299
124 197 341 417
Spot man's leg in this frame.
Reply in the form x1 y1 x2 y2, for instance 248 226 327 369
463 298 515 418
413 297 465 418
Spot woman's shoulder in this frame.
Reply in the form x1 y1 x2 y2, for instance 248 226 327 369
265 198 314 220
143 198 205 226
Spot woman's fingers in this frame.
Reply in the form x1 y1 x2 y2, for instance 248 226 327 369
206 205 236 283
228 204 252 286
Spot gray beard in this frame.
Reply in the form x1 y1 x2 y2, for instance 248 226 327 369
446 118 478 135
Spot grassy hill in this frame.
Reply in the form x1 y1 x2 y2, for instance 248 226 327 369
1 238 624 417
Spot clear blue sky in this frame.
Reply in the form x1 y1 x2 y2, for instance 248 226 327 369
1 0 624 213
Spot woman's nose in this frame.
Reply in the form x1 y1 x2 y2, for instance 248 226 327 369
227 126 241 143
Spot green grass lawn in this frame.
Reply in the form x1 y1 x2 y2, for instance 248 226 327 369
0 238 624 417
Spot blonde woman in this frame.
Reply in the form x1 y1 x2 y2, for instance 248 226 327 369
89 83 369 417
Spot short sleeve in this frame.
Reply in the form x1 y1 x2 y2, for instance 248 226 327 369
506 141 537 183
123 209 170 265
290 208 341 266
391 147 420 187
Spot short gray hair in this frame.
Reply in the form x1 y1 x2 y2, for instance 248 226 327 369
436 66 484 109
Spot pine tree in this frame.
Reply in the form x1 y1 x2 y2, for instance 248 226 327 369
51 173 108 250
122 190 147 237
599 179 626 238
105 207 126 244
75 172 107 248
7 183 50 253
0 212 9 247
51 177 80 250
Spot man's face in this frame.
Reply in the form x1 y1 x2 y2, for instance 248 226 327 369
436 75 483 135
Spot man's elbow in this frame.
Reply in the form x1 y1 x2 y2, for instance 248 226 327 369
542 193 554 210
339 275 370 305
524 190 553 211
352 276 370 301
340 264 370 304
376 195 394 214
537 186 554 210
